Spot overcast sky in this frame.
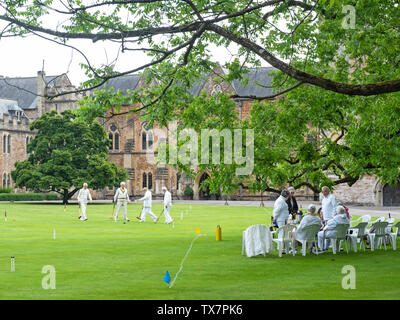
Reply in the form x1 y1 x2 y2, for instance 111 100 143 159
0 32 271 88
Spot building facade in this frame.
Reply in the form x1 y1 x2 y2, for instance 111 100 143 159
0 68 398 205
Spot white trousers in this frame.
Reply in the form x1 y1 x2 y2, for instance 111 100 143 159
318 231 330 250
164 205 173 223
115 200 128 221
79 202 88 220
140 207 157 222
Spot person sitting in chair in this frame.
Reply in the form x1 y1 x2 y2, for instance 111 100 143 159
317 205 350 252
294 204 322 243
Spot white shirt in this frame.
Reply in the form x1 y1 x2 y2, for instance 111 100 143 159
322 213 350 238
139 190 152 208
163 190 172 207
114 187 130 202
295 215 321 241
77 188 92 203
273 195 289 223
321 193 337 221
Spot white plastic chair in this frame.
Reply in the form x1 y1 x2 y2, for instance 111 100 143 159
386 220 398 251
296 224 321 256
323 224 350 254
242 225 274 258
351 214 371 227
272 224 296 257
347 222 368 252
367 221 389 251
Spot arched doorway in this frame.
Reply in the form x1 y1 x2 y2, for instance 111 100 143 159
198 173 211 200
383 182 400 206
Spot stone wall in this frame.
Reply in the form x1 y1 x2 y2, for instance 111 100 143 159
0 114 32 187
332 175 379 206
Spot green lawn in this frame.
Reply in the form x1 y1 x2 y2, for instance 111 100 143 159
0 202 399 300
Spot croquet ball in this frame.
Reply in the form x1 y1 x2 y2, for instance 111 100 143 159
123 222 126 224
109 217 113 220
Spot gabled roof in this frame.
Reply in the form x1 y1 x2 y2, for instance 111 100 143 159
98 74 141 94
0 75 63 110
231 67 276 98
103 67 276 99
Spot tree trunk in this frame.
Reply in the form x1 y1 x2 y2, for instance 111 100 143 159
62 188 79 205
63 189 69 205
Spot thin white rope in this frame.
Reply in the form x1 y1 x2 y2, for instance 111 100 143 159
169 234 207 289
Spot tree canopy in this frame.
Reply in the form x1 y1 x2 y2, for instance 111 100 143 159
11 110 128 203
1 0 399 102
3 1 400 197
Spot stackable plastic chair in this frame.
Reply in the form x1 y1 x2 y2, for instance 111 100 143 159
367 221 389 251
272 224 296 257
324 224 350 254
296 224 321 256
387 220 398 251
347 222 368 252
351 214 371 227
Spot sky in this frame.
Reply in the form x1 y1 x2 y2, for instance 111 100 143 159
0 3 276 88
0 31 271 88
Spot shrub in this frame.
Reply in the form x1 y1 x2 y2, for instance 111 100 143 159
184 185 194 197
0 193 44 201
0 187 12 193
44 193 59 200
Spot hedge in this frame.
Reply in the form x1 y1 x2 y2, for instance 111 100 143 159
0 187 12 193
0 193 59 201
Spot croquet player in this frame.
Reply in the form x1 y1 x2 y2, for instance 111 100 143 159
114 182 131 222
77 183 92 221
162 186 173 224
136 187 157 223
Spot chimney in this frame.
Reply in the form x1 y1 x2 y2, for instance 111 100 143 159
37 70 46 117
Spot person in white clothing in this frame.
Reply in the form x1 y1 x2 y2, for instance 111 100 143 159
77 183 92 221
294 204 322 243
321 186 337 224
318 205 350 251
272 189 290 238
114 182 131 222
162 186 173 224
136 187 157 223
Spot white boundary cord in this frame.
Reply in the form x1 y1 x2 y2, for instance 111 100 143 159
169 234 207 288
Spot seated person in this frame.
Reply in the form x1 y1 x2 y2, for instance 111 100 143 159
317 205 350 252
294 204 322 244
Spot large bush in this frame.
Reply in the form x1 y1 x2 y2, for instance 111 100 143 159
0 187 12 193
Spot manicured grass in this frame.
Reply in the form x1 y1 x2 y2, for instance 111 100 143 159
0 202 399 300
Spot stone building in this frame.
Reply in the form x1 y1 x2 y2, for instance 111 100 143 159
0 71 82 189
0 68 398 206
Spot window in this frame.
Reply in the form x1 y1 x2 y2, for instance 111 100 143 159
2 173 6 187
142 172 147 188
7 135 11 154
7 174 10 188
3 135 6 153
108 133 113 150
114 133 119 150
148 172 153 190
176 173 181 190
142 132 147 150
148 132 153 149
